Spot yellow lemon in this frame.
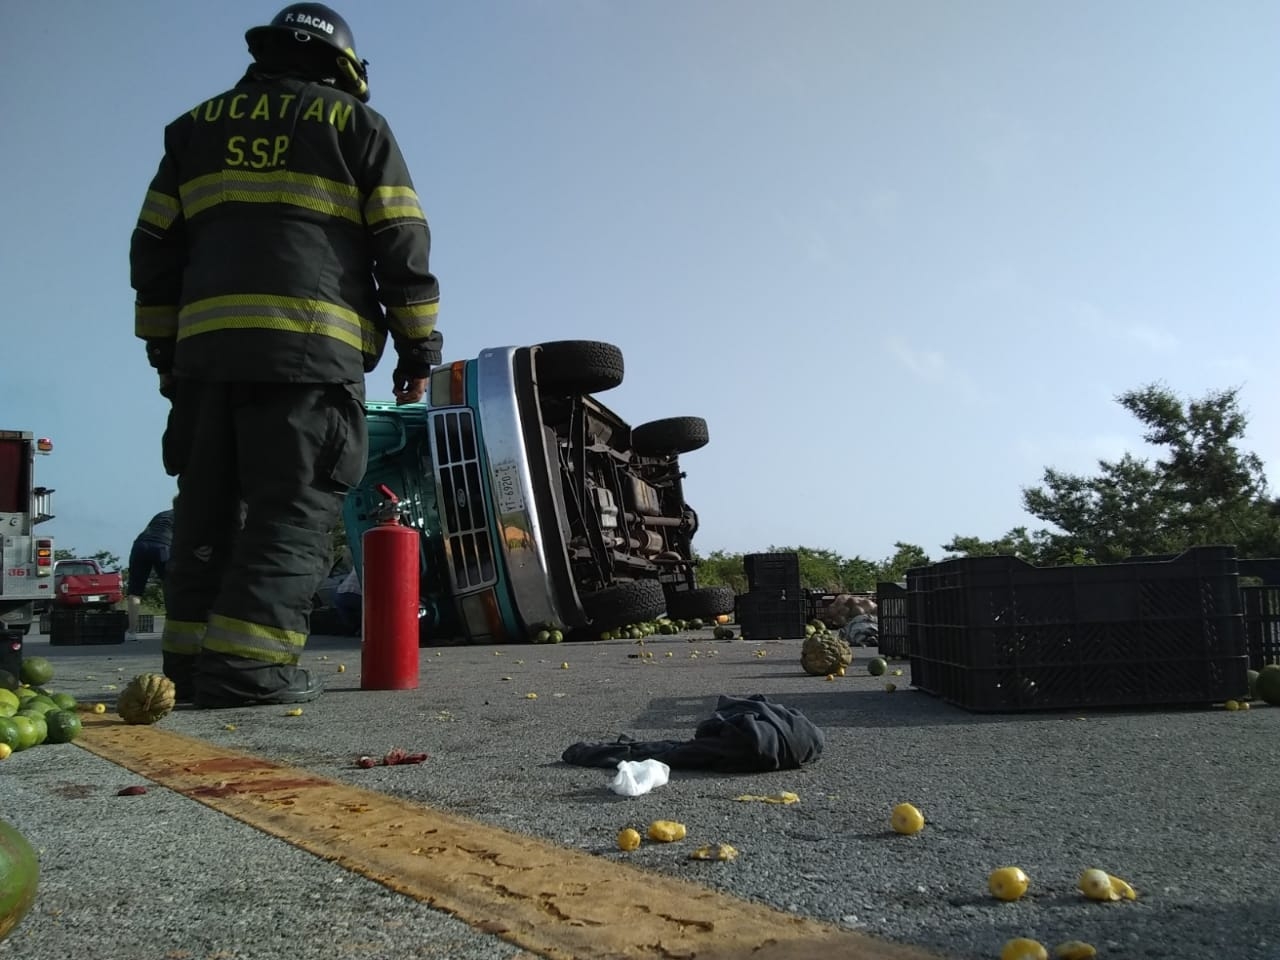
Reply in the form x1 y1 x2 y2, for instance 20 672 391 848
890 802 925 835
617 828 642 851
1107 874 1138 900
1001 939 1048 960
1077 868 1118 901
0 742 11 760
1052 942 1097 960
988 866 1030 901
93 703 107 714
647 820 687 842
1225 699 1240 711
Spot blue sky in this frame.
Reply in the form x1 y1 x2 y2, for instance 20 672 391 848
5 1 1277 567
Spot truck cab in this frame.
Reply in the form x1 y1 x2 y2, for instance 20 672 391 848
0 430 55 638
343 340 733 644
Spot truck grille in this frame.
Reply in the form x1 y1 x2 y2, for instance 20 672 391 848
430 410 496 591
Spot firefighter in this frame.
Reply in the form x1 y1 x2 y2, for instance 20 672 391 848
130 3 441 707
125 508 174 641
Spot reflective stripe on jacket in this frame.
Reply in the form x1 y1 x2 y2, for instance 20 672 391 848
130 73 440 383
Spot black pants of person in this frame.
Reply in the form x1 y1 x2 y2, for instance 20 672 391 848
158 379 367 673
127 539 169 597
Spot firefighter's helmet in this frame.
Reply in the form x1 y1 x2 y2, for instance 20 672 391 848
245 3 370 102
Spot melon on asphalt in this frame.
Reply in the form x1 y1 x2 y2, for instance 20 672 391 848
117 673 177 725
1256 665 1280 707
0 819 38 941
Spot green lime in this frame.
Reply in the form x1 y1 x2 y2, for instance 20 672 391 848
22 696 58 716
15 711 46 746
0 688 17 712
44 710 82 744
15 687 36 703
0 717 19 751
0 669 17 692
8 716 37 751
1255 667 1280 706
19 657 54 687
51 692 77 711
868 657 888 677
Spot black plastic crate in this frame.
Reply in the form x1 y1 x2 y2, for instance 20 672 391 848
905 546 1247 712
49 609 127 646
744 552 801 592
875 581 908 657
1239 559 1280 670
735 592 807 640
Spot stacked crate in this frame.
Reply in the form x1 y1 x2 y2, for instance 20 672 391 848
875 581 909 657
904 546 1248 713
49 609 128 646
736 552 807 639
1239 558 1280 670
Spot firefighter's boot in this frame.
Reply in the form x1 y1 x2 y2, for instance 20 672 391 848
191 652 322 709
162 652 198 703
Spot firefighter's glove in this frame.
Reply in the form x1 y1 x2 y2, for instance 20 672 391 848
146 338 175 374
158 373 176 400
393 332 443 380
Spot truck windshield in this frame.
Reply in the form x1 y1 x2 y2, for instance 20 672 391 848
0 439 27 513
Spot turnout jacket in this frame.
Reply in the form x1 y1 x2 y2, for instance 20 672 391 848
130 70 441 384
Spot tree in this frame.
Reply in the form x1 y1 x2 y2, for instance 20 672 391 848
877 542 932 581
947 383 1280 562
693 549 748 593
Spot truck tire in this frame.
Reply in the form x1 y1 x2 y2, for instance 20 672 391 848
631 417 710 456
535 340 624 395
581 579 666 632
664 585 735 620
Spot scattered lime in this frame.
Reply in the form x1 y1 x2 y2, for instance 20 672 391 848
8 715 37 751
0 717 20 752
988 866 1030 901
51 692 77 711
44 710 83 744
1077 868 1117 901
15 711 46 746
1255 666 1280 706
19 657 54 687
867 657 888 676
617 828 641 851
1052 942 1097 960
891 802 925 835
1002 939 1048 960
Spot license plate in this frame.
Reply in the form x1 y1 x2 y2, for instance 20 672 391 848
86 595 104 602
492 462 525 516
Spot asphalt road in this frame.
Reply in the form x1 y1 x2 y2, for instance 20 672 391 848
3 626 1277 960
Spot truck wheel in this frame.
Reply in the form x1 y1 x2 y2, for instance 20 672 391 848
664 585 735 620
535 340 624 395
631 417 709 456
581 580 666 632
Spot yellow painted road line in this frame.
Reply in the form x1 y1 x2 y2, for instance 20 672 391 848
76 716 952 960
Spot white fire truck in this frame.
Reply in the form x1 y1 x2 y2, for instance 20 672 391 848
0 430 55 642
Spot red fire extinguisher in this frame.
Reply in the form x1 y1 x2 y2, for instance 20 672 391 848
361 483 420 690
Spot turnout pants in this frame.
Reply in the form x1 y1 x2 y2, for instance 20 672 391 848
159 380 367 672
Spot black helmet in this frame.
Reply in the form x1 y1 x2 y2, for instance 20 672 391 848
245 3 370 102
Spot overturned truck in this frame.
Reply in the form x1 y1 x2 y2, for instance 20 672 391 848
344 340 734 643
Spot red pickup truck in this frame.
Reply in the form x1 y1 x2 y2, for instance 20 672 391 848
52 559 123 609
